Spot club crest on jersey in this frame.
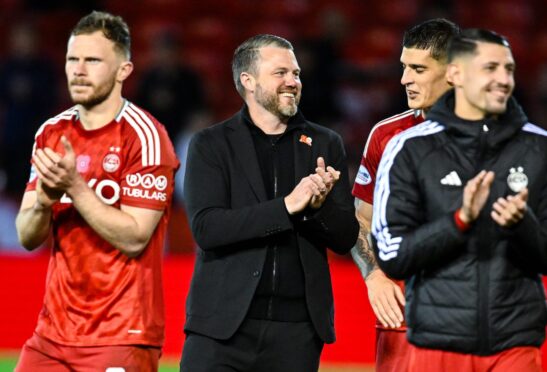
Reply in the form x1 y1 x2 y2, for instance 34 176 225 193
507 166 528 192
76 155 91 173
103 153 120 173
355 165 372 185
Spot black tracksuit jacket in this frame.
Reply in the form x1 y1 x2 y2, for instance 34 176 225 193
372 91 547 355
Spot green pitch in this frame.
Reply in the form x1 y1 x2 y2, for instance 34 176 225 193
0 357 16 371
0 353 372 371
0 355 179 371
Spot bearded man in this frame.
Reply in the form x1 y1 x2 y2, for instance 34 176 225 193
180 34 358 372
15 11 179 371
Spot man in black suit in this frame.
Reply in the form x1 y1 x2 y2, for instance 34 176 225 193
180 34 359 372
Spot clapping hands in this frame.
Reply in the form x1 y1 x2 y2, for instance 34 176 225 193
284 157 340 214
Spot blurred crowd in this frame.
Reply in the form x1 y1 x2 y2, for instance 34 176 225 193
0 0 546 253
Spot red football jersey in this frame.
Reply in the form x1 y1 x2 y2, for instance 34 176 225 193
353 109 424 203
26 101 179 347
353 109 424 331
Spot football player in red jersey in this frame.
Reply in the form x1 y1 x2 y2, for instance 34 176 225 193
14 11 179 372
351 19 460 372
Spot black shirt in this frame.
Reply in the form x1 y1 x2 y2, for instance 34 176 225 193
244 109 309 322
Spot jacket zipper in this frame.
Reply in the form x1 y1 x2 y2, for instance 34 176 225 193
477 123 490 353
268 139 279 319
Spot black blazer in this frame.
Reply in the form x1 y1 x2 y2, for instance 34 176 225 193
183 108 358 343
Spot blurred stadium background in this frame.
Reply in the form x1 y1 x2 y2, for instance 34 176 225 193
0 0 546 370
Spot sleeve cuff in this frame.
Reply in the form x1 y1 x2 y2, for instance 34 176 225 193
454 208 471 232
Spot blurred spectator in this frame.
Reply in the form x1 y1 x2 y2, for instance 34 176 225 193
167 110 213 255
0 196 21 252
174 109 213 204
529 63 547 128
25 0 99 12
0 22 58 198
134 30 206 141
296 8 348 125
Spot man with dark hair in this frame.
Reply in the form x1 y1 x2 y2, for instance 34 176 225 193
373 28 547 371
351 18 460 372
14 11 179 371
180 33 358 371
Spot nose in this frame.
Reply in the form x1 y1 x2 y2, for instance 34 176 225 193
495 68 513 87
400 68 412 86
285 73 298 87
73 60 87 76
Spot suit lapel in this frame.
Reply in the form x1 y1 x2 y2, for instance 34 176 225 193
227 117 268 202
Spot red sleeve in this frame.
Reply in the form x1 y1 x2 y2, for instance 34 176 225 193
25 127 47 192
25 122 68 193
120 125 179 211
352 130 382 204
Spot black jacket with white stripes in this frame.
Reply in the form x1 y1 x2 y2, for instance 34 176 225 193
371 90 547 355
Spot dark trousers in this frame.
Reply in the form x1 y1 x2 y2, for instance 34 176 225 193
180 318 324 372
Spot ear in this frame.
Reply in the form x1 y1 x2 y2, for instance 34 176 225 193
446 62 462 88
117 61 134 83
240 72 255 93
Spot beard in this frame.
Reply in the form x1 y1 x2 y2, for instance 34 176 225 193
69 75 117 109
255 83 300 120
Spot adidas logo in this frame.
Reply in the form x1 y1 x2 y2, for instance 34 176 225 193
440 171 462 186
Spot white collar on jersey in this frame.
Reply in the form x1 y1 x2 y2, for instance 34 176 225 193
73 99 129 123
413 109 424 119
115 99 129 122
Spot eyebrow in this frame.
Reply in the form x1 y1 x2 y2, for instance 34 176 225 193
274 67 301 73
481 61 515 67
404 64 427 69
66 54 102 60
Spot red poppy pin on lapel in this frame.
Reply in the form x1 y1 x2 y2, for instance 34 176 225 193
299 135 312 146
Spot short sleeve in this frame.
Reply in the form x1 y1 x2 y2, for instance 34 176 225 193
120 128 179 211
25 123 51 192
352 131 381 204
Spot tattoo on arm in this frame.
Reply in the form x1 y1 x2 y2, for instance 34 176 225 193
351 198 379 279
351 228 379 279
